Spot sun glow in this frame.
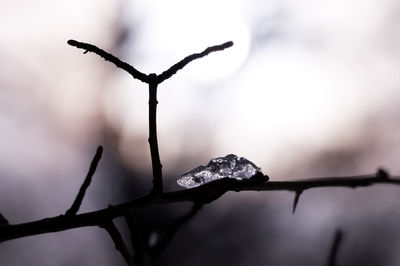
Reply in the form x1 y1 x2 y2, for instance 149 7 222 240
133 0 250 80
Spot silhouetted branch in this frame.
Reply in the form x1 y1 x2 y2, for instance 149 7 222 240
68 40 234 197
1 170 398 244
327 229 344 266
67 39 233 86
157 41 234 83
150 203 202 256
147 74 163 194
65 146 103 216
67 40 149 83
101 220 132 264
125 213 151 265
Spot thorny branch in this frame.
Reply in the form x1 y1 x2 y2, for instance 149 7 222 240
0 169 399 244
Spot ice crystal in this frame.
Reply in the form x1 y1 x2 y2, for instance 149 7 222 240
177 154 261 189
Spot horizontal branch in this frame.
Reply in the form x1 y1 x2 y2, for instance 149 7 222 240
67 40 149 83
0 170 399 243
157 41 233 83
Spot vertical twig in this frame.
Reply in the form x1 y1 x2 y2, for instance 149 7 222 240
148 74 163 194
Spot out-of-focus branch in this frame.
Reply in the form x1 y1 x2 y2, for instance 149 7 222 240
125 213 151 265
65 146 103 216
327 229 344 266
101 220 132 264
0 169 398 243
150 203 202 256
67 40 149 83
157 41 234 83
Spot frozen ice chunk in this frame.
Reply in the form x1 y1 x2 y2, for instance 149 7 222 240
177 154 261 189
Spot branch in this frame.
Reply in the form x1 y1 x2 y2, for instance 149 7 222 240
101 220 132 264
147 75 163 194
65 146 103 216
1 170 399 243
150 203 202 256
327 229 344 266
67 40 149 83
125 212 151 265
157 41 234 83
68 40 234 196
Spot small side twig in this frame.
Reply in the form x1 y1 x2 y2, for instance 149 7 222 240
67 40 149 83
327 229 344 266
65 145 103 216
101 220 132 264
157 41 233 83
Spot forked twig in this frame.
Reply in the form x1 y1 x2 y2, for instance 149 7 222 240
68 39 234 196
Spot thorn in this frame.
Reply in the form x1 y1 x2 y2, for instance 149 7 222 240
83 50 88 54
292 190 303 214
377 168 389 179
0 212 9 225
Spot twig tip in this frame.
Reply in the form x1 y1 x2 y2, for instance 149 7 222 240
97 145 103 154
377 168 389 179
67 39 77 46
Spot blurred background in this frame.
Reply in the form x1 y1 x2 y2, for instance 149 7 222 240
1 0 400 265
